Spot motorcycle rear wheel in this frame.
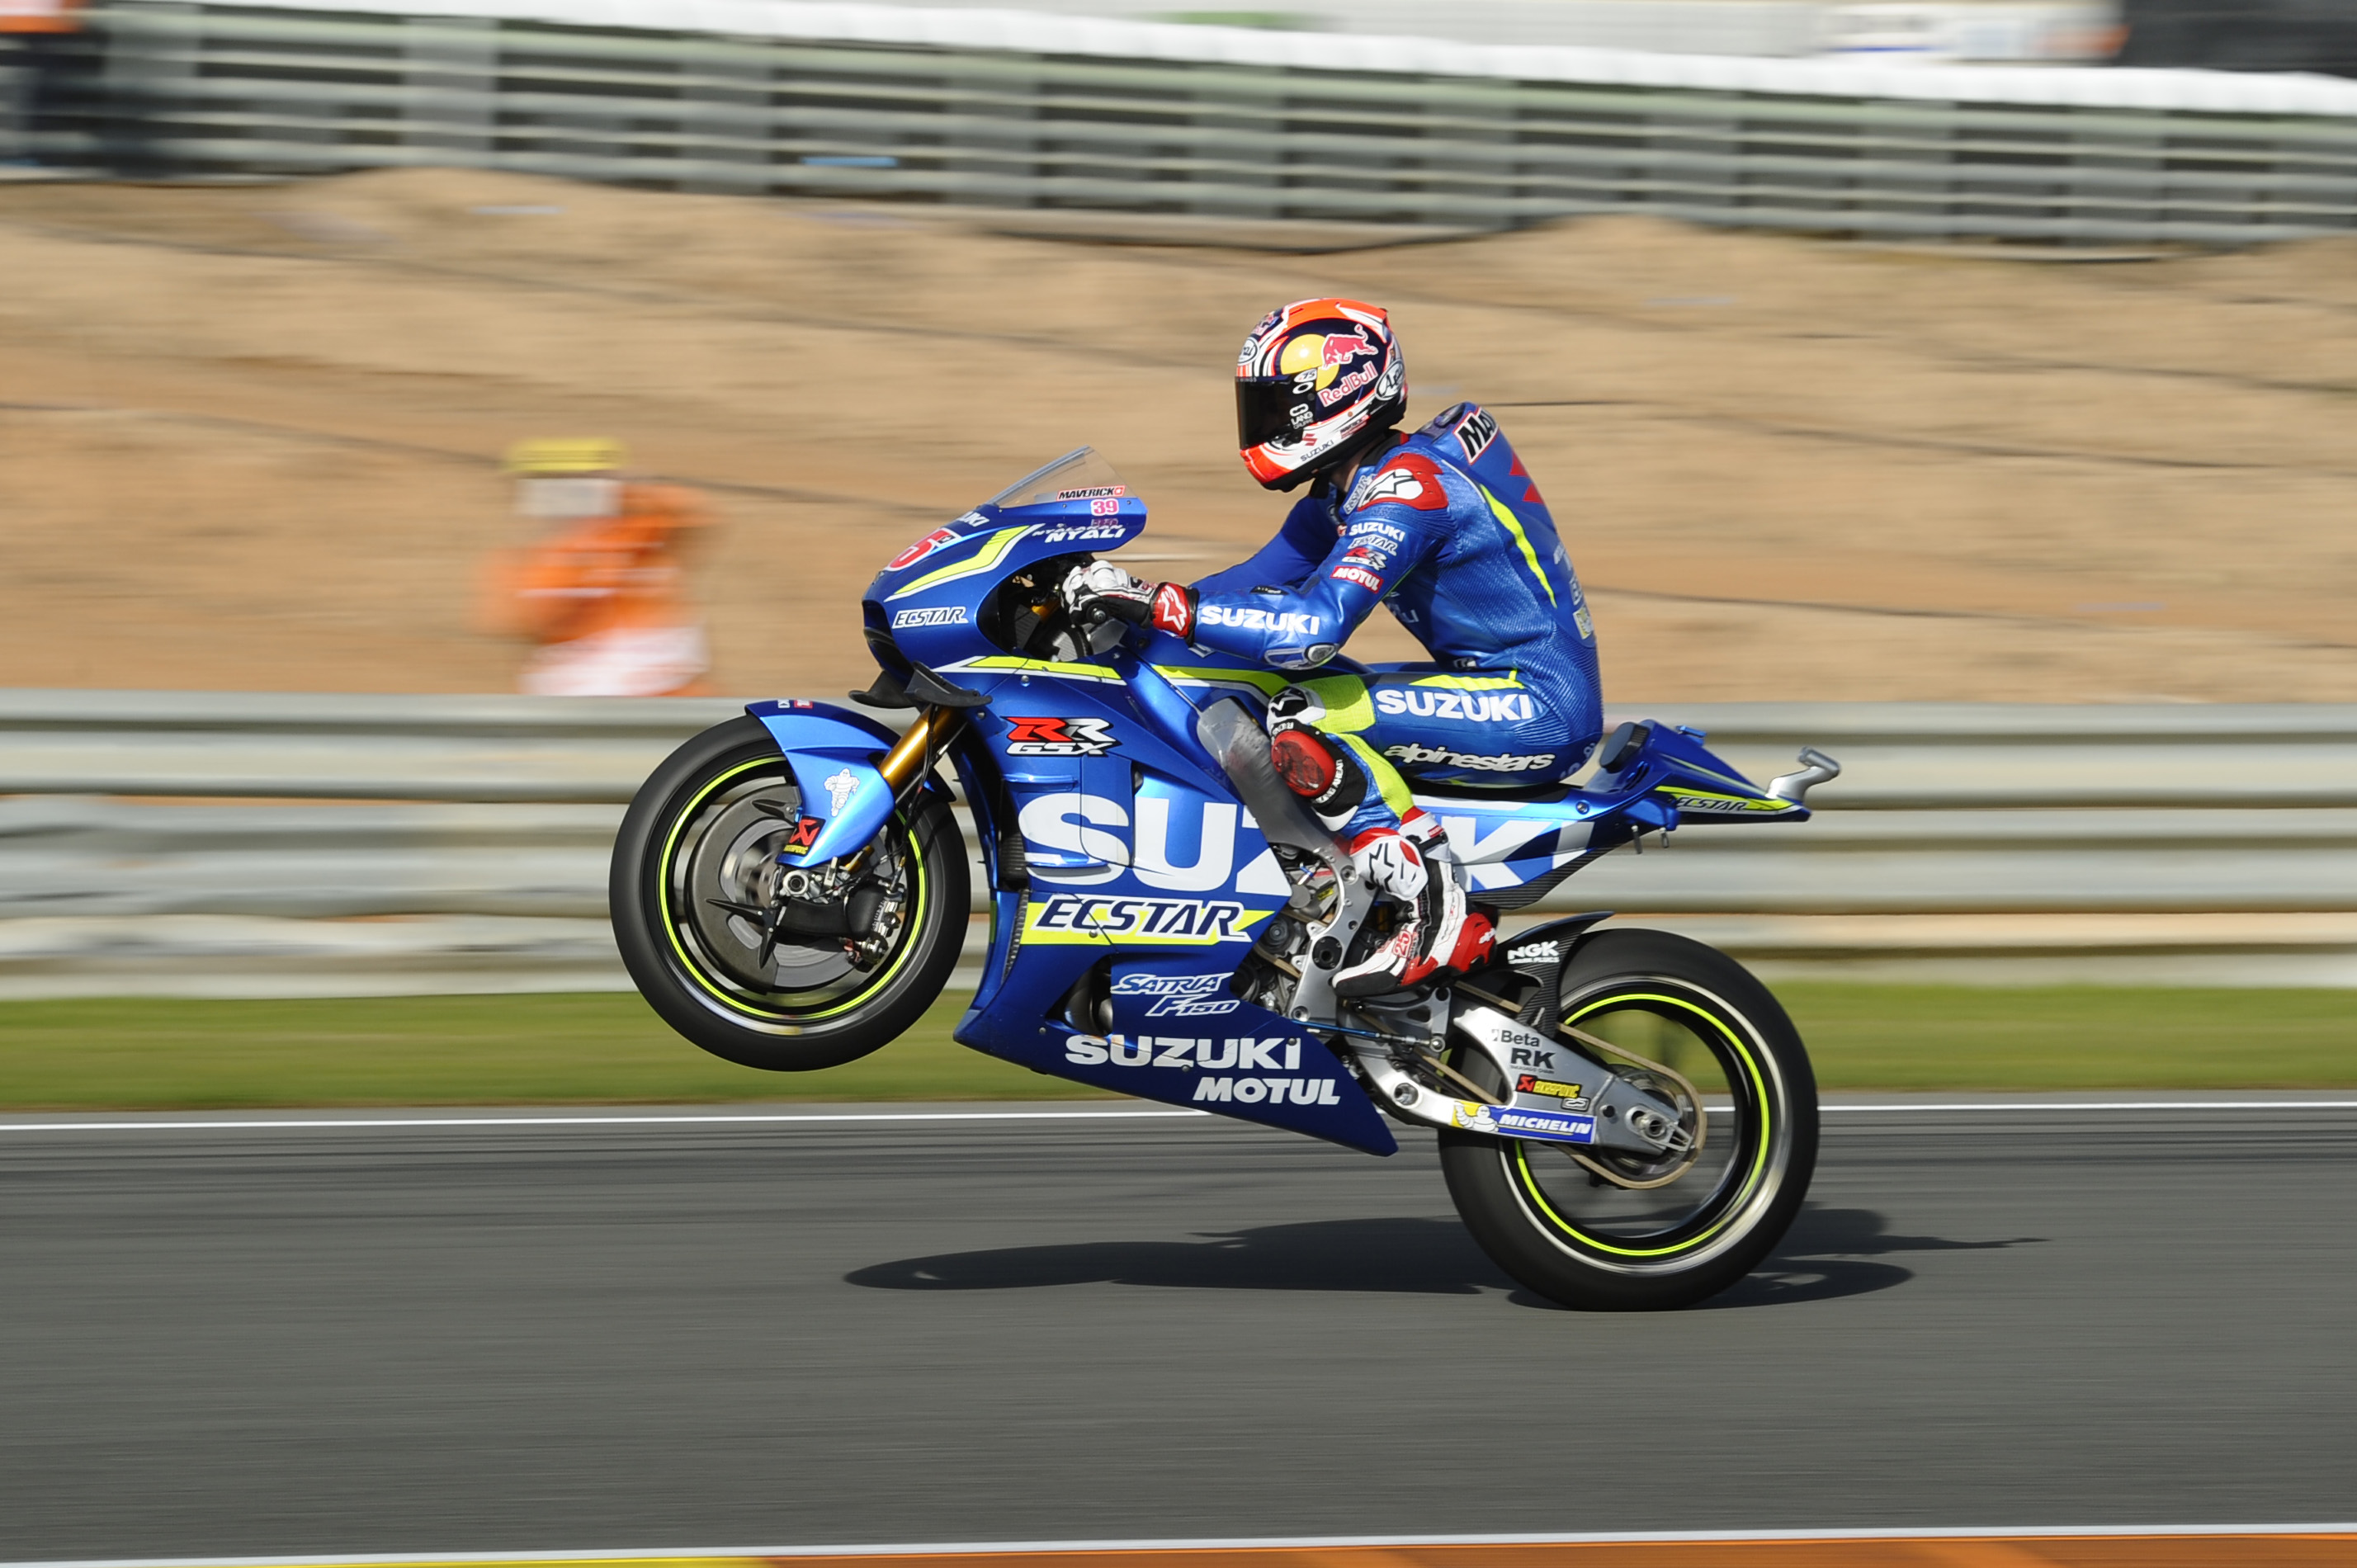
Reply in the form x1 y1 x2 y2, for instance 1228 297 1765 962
609 716 968 1072
1439 928 1817 1311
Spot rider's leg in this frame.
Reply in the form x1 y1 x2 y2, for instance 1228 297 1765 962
1274 666 1602 994
1265 679 1492 996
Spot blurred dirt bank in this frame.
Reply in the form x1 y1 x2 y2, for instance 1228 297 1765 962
2 168 2354 702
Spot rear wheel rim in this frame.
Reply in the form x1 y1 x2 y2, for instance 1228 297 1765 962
1503 976 1790 1272
654 756 934 1034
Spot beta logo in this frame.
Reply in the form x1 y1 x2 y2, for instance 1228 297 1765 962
890 604 970 630
1110 971 1240 1018
1005 716 1117 757
1373 687 1538 723
1201 605 1323 636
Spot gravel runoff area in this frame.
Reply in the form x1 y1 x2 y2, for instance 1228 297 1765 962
3 169 2356 702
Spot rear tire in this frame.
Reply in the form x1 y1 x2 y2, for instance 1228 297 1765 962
609 717 967 1072
1440 928 1816 1310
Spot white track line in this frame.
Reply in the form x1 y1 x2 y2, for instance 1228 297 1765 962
1821 1100 2357 1112
9 1522 2357 1565
1 1100 2355 1133
0 1109 1207 1133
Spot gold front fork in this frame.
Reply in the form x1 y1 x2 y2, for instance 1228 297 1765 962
876 705 962 796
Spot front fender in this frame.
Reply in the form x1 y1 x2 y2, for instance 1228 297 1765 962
744 700 900 865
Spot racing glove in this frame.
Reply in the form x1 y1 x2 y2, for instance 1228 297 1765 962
1060 562 1196 638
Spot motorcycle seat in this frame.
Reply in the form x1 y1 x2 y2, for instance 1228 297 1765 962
1410 777 1588 807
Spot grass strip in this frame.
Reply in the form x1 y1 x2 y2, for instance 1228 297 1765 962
1781 982 2355 1092
0 985 2349 1111
0 990 1103 1111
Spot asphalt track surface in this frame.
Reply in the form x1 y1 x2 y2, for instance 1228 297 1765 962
5 1097 2355 1561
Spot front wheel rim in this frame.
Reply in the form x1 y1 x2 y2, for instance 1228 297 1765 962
654 756 935 1036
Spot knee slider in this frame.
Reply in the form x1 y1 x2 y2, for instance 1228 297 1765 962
1270 723 1367 818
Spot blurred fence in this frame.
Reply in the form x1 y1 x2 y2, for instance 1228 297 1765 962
25 0 2357 244
4 689 2355 996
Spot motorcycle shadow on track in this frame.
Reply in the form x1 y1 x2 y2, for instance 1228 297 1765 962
844 1207 2043 1310
1694 1207 2047 1313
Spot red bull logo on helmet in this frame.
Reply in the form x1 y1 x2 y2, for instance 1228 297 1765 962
1321 330 1373 368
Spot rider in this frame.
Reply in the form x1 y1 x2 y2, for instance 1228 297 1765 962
1063 298 1604 999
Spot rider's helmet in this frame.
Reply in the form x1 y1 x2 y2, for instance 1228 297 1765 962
1235 298 1407 491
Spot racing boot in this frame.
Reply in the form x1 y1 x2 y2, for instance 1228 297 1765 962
1333 810 1495 999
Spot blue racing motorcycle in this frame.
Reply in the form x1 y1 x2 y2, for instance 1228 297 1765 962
611 449 1842 1310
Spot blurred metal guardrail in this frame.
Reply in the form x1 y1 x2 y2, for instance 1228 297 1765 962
31 0 2357 245
4 689 2355 996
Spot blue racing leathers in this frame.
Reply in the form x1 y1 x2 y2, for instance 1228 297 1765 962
1179 403 1604 829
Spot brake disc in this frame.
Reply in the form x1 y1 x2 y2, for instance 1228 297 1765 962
683 785 856 992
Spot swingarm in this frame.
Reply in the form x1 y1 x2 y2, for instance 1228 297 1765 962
1331 989 1695 1170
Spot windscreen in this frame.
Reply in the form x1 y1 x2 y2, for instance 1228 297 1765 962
985 447 1130 510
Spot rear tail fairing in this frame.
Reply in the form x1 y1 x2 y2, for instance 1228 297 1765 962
1585 720 1813 824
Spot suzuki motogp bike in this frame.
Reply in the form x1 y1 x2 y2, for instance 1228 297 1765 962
610 449 1843 1311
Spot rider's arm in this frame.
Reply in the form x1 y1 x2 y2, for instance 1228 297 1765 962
1166 473 1446 672
1186 493 1333 602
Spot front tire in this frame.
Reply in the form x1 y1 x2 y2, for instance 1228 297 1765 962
1441 928 1817 1310
609 717 968 1072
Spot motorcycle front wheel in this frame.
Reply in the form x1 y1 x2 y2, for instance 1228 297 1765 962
609 716 968 1072
1440 928 1818 1311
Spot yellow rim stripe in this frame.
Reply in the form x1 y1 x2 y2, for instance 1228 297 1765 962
657 761 929 1028
1513 989 1774 1260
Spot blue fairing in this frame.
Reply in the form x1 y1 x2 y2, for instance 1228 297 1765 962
779 451 1814 1158
744 700 902 867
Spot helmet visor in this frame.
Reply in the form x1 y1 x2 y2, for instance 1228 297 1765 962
1236 376 1313 452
